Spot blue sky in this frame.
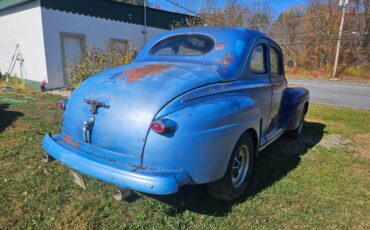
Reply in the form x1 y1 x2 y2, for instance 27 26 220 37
150 0 307 17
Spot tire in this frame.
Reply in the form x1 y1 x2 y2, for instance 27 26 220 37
287 110 305 138
41 153 54 163
207 133 255 201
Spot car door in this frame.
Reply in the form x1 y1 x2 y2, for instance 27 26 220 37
241 39 272 141
265 41 287 138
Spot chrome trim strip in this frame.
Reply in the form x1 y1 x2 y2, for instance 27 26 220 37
181 83 271 103
259 128 284 151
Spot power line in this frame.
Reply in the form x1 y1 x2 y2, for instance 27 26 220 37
269 26 328 36
245 11 343 28
272 33 370 38
271 31 367 37
281 38 367 46
269 18 360 36
269 15 370 36
243 0 301 5
245 11 369 28
165 0 302 15
273 34 370 39
163 0 370 35
165 0 200 16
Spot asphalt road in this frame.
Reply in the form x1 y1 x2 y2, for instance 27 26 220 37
288 79 370 110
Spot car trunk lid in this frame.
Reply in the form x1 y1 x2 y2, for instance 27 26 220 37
62 61 222 165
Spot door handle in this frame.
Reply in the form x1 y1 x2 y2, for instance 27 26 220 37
82 117 95 144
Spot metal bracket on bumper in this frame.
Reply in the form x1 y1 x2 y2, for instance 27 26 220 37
42 133 191 195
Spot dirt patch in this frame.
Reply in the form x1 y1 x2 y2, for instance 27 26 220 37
54 203 96 229
320 133 370 159
319 134 352 149
349 133 370 159
354 133 370 146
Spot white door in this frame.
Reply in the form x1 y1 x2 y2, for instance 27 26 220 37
62 34 85 87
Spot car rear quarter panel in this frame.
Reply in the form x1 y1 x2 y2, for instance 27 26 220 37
142 87 263 184
279 87 310 130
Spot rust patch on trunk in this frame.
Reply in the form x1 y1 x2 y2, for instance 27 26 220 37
216 53 234 67
63 135 80 148
116 64 172 82
216 42 225 50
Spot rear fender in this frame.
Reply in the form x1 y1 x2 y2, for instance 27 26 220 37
143 94 261 184
279 87 310 130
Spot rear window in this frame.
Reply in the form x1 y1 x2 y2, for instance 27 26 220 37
150 34 214 56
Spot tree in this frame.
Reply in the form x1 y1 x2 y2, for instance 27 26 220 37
170 0 369 77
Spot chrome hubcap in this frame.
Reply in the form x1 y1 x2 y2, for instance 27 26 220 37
231 145 250 188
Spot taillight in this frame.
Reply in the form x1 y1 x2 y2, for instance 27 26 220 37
150 121 165 133
55 100 67 110
150 119 176 134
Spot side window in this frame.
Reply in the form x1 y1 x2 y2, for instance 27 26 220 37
250 45 266 74
270 47 282 75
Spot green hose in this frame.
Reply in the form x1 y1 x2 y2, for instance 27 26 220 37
7 92 36 100
0 92 36 104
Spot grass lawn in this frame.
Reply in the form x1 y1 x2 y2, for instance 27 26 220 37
0 90 369 229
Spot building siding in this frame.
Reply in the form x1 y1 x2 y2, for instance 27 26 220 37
0 0 47 84
40 0 190 30
41 7 166 89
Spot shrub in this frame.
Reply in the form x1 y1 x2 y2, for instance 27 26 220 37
7 75 24 85
0 72 22 85
344 66 368 79
0 71 5 82
0 74 34 93
308 68 329 78
68 41 136 89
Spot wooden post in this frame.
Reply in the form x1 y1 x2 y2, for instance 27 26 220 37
332 0 347 78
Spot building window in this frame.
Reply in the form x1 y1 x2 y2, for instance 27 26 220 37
111 38 128 50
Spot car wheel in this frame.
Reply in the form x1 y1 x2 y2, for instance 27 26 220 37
288 110 305 138
207 133 255 201
41 153 54 163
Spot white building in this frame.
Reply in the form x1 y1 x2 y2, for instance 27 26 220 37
0 0 188 89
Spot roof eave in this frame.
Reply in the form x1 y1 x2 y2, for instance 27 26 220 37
0 0 34 11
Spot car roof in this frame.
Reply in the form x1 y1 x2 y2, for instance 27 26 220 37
168 26 268 38
135 26 271 81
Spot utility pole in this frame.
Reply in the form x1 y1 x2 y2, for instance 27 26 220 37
142 0 148 48
332 0 348 78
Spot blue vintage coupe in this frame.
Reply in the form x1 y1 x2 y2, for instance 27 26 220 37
43 27 309 201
